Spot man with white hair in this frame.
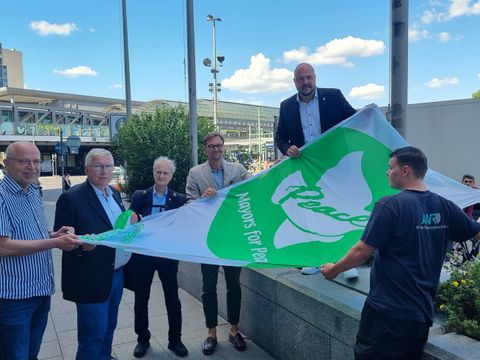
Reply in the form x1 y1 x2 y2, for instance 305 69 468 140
0 141 81 360
55 148 135 360
124 156 188 358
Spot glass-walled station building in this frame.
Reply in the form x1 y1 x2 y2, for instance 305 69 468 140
0 87 279 175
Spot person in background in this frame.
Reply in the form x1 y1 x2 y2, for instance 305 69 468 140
63 172 72 191
461 174 476 218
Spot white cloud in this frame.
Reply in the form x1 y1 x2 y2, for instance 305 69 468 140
88 27 96 33
478 72 480 78
108 83 123 89
424 77 459 88
348 83 385 100
30 20 78 36
282 36 385 67
409 28 430 42
438 32 452 42
421 0 480 23
422 9 437 24
53 66 98 78
222 53 294 94
449 0 480 18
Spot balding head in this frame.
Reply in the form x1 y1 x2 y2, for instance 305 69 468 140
4 141 41 190
294 63 315 78
293 63 316 101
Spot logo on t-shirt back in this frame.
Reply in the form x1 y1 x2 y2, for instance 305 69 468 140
422 213 441 225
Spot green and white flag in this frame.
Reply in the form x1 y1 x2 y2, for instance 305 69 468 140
82 105 480 267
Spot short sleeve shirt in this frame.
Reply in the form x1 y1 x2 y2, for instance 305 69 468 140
0 175 54 299
362 190 480 324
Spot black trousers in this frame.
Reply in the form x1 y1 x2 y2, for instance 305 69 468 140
355 302 430 360
201 264 241 328
130 256 182 344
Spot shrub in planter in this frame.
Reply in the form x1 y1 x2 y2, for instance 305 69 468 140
436 258 480 340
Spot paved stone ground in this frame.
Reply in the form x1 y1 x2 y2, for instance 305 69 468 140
39 176 274 360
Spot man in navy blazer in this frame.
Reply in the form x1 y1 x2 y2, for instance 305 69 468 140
124 156 188 358
275 63 356 276
54 148 133 360
275 62 356 157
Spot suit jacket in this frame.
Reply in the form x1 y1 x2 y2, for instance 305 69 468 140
54 181 125 303
185 159 250 202
275 87 356 155
124 187 186 291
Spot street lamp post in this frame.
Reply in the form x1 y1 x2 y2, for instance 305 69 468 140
203 14 224 130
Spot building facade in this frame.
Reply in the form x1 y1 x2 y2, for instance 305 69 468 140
0 43 24 88
0 87 279 174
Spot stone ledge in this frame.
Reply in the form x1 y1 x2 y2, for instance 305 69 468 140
177 262 479 360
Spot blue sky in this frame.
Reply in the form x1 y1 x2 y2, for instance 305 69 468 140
1 0 480 109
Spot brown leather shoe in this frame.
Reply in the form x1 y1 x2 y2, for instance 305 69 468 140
229 332 247 351
202 336 217 355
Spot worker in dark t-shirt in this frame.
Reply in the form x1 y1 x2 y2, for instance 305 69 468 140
321 146 480 360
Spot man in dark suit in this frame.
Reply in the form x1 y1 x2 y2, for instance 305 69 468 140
54 148 135 360
124 157 188 358
275 62 356 157
275 62 356 276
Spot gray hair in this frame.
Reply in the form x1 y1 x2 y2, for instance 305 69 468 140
85 148 113 166
153 156 176 174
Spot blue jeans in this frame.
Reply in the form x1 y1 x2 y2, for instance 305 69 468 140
0 296 51 360
75 269 124 360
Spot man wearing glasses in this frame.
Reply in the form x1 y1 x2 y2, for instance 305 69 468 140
0 141 82 360
54 148 135 360
186 132 250 355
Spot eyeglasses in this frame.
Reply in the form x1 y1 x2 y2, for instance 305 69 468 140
206 143 224 149
89 164 114 171
8 158 43 166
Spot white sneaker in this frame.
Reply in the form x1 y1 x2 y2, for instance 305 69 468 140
300 267 320 275
343 268 359 280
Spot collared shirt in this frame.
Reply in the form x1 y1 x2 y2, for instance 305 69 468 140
211 167 224 190
0 175 54 299
152 187 168 214
297 89 321 144
91 183 131 269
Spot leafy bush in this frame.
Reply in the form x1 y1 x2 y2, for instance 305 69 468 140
114 105 214 196
436 259 480 340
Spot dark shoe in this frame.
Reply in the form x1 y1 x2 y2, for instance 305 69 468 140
168 340 188 357
133 341 150 358
110 357 118 360
202 336 217 355
229 332 246 351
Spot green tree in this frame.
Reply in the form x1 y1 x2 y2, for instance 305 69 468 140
114 105 214 196
472 90 480 99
